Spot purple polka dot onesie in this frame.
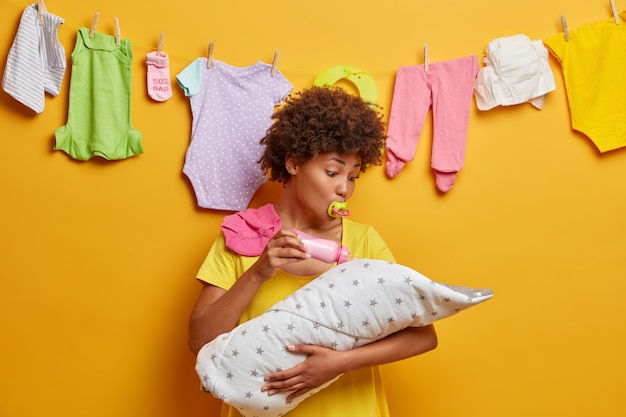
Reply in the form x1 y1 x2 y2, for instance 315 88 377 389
176 59 293 211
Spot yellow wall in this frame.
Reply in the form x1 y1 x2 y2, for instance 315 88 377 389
1 0 625 416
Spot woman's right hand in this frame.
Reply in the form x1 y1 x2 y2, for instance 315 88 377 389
247 229 309 282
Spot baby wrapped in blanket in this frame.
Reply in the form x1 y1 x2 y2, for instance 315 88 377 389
196 258 493 417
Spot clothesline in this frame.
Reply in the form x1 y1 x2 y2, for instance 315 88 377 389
1 0 585 77
6 0 623 84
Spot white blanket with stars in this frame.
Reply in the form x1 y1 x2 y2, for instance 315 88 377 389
195 258 493 417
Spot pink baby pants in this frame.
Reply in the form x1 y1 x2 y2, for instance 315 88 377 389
385 55 479 192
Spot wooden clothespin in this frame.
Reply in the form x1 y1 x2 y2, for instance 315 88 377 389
560 15 569 41
37 0 45 25
424 44 429 72
114 17 121 46
157 32 165 57
89 12 99 38
207 41 214 69
609 0 620 24
270 50 280 77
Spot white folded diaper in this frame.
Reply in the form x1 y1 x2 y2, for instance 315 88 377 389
474 34 556 110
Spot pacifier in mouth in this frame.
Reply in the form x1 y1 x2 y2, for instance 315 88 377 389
328 201 350 218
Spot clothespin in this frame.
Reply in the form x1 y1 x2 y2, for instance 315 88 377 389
609 0 620 24
560 15 569 41
424 44 429 72
207 41 214 69
157 32 165 57
37 0 44 25
114 17 121 46
270 50 280 77
89 12 99 38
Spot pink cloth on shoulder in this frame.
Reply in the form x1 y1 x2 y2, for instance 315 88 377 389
221 204 282 256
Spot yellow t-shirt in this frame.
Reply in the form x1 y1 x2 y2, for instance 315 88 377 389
196 219 396 417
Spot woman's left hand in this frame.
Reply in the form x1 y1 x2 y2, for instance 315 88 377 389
261 344 346 402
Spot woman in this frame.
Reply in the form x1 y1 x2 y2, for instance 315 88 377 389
188 86 438 417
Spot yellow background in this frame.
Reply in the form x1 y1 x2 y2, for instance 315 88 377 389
1 0 625 416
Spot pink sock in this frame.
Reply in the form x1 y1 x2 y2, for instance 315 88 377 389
146 51 172 102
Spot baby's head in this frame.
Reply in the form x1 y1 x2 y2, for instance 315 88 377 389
259 86 386 184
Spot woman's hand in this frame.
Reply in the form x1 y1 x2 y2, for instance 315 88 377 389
247 229 309 283
261 344 346 402
259 325 438 402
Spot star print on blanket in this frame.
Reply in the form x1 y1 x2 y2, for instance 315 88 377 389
195 258 493 417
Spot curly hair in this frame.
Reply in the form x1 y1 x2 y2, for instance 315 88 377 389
259 86 386 184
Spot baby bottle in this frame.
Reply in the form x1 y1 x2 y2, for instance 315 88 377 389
290 229 351 264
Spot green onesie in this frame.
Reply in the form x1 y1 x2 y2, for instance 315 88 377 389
55 27 143 160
